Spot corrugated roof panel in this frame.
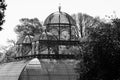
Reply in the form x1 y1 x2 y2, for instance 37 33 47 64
0 59 78 80
19 59 50 80
19 60 78 80
0 60 29 80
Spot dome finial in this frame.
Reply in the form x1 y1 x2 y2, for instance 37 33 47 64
58 3 61 12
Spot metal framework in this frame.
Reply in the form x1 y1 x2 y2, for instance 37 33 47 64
15 6 81 60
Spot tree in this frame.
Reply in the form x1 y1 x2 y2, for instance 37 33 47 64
75 15 120 80
72 13 102 80
72 13 101 38
0 39 17 63
14 18 44 57
72 13 119 80
14 18 43 38
0 0 7 30
7 39 16 46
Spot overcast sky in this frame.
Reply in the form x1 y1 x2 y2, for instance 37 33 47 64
0 0 120 46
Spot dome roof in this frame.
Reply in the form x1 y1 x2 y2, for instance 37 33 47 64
44 11 76 26
20 59 78 80
0 58 79 80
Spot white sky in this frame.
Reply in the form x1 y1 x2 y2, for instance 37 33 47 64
0 0 120 46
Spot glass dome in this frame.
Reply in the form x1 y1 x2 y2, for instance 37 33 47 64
19 59 79 80
43 9 77 41
44 11 76 26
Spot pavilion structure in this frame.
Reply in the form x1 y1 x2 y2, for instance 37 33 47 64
15 6 81 60
0 6 80 80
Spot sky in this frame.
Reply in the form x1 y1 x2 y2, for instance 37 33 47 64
0 0 120 46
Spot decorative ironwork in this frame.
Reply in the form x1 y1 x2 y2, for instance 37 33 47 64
15 7 81 60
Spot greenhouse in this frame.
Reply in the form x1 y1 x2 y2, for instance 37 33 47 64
0 6 79 80
0 59 79 80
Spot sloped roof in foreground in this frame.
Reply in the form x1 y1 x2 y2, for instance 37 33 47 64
0 58 79 80
0 60 30 80
20 59 79 80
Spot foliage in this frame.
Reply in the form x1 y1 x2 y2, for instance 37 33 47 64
0 0 7 30
14 18 43 37
72 13 101 38
72 13 102 80
75 15 120 80
14 18 44 56
0 40 16 63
